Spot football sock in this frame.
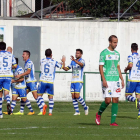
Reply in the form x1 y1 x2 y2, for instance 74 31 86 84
78 96 87 110
126 95 136 102
25 99 33 112
5 95 10 104
72 99 79 113
11 100 16 113
38 96 45 107
49 99 54 114
0 98 2 115
111 103 118 124
138 109 140 116
20 100 25 113
36 97 43 112
98 101 109 115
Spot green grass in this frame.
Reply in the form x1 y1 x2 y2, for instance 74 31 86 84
0 101 140 140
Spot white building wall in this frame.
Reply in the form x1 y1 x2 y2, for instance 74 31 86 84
0 20 139 101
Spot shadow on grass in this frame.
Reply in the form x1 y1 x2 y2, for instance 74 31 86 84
77 123 108 126
107 116 136 119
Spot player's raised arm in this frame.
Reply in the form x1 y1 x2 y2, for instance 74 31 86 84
61 55 69 71
71 55 84 67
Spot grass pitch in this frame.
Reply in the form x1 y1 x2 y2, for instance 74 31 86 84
0 101 139 140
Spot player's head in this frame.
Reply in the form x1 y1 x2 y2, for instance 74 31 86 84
45 48 52 58
15 57 18 65
0 42 6 51
76 49 83 59
7 46 12 53
131 43 138 52
22 50 30 61
108 35 118 50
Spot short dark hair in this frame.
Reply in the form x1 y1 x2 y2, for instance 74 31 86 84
0 42 6 50
45 48 52 57
15 57 18 65
76 49 83 54
108 35 117 42
23 50 30 57
131 43 138 51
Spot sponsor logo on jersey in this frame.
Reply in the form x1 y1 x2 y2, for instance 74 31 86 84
108 90 111 95
116 88 121 93
108 55 111 59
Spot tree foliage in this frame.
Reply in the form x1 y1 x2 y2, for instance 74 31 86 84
52 0 140 17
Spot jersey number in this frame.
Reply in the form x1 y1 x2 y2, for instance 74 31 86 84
44 64 50 73
3 57 8 67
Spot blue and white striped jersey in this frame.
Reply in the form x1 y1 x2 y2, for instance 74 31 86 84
67 58 85 83
0 51 16 77
39 58 62 83
127 52 140 82
24 59 37 83
14 65 26 89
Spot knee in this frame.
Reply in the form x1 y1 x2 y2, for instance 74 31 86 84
75 94 80 99
105 100 111 104
112 98 119 103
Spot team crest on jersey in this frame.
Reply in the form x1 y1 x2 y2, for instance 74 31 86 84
108 55 111 59
108 90 111 95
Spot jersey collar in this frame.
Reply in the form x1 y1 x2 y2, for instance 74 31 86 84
132 52 138 55
15 65 19 71
25 59 30 63
0 50 7 52
76 58 82 61
46 57 51 59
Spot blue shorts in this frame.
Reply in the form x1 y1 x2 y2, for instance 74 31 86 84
37 82 54 96
125 81 140 94
0 77 12 91
71 83 83 94
26 82 37 92
12 88 27 98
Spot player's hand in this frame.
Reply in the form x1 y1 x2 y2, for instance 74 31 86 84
15 75 20 79
61 55 66 62
124 68 127 73
121 80 125 89
102 80 108 88
70 56 75 61
11 79 15 83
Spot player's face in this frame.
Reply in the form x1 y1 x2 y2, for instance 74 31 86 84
109 37 118 50
22 52 28 61
75 51 82 59
7 47 12 53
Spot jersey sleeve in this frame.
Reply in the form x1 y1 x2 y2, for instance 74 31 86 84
118 54 120 66
27 62 32 69
80 59 85 67
18 68 24 75
127 55 133 64
55 61 62 68
99 51 105 65
67 61 72 70
12 56 17 66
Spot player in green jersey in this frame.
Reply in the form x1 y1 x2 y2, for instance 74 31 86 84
95 35 124 126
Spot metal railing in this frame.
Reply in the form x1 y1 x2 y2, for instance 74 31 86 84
0 0 139 21
35 71 128 101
